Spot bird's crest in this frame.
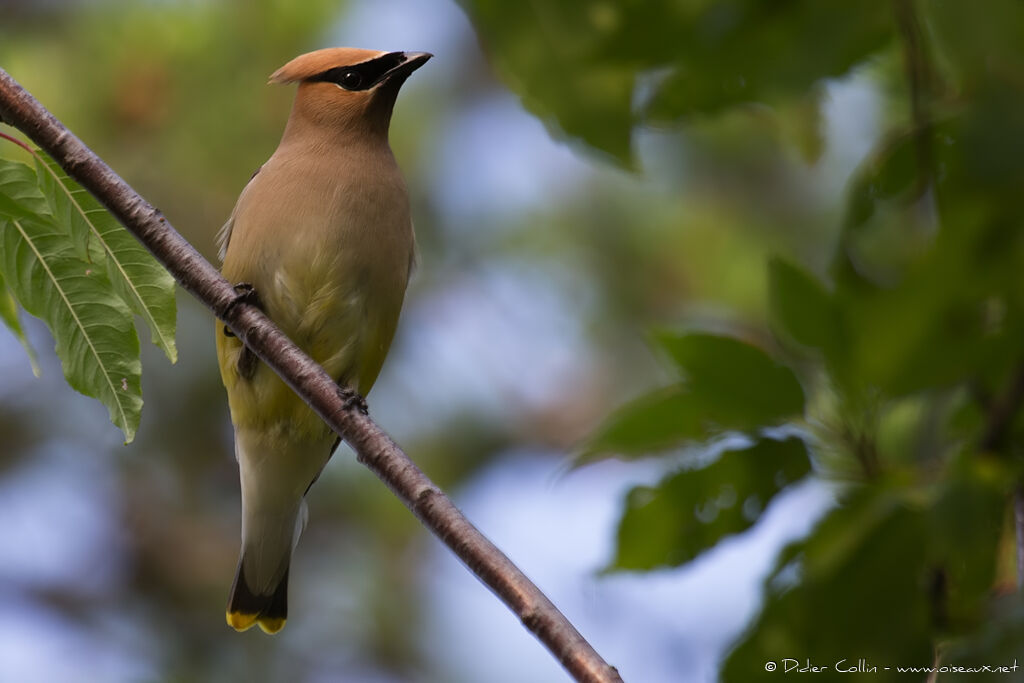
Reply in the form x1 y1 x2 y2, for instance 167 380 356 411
269 47 387 84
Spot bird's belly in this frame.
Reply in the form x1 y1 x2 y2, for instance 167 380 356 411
218 237 406 440
217 153 412 440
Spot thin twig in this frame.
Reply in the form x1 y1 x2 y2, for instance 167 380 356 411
0 68 623 683
893 0 934 193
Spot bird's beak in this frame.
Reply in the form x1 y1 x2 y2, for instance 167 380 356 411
382 52 433 83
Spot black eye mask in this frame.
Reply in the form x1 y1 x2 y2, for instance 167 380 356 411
306 52 406 91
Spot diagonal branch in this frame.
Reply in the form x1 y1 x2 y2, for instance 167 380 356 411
0 69 623 683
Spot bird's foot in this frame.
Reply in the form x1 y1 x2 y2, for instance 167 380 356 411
337 386 369 415
223 283 263 337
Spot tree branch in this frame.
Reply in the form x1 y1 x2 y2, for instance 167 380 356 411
0 69 622 683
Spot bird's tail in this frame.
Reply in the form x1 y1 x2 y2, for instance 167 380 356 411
224 426 324 635
225 491 308 634
222 464 305 634
227 558 290 634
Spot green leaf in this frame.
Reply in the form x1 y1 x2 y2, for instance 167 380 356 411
458 0 892 165
457 0 635 164
924 454 1009 628
581 385 707 460
835 214 1012 397
0 156 50 221
33 153 177 362
0 269 40 376
841 127 922 235
722 489 934 682
34 155 93 262
582 334 806 462
645 0 892 122
943 599 1024 678
924 0 1024 89
768 258 840 354
939 88 1024 200
610 436 811 570
0 216 141 442
828 98 1024 399
927 459 1023 674
656 332 806 427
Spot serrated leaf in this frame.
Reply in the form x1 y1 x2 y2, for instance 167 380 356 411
34 156 93 262
0 269 40 376
610 436 811 571
656 332 806 428
0 157 50 221
768 258 840 354
581 385 707 461
33 153 177 362
0 216 141 442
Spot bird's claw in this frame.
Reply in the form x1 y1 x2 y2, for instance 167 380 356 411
223 283 262 337
337 387 368 415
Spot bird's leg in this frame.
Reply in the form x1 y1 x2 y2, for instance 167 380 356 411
222 283 263 338
324 389 367 458
337 386 369 415
222 283 264 380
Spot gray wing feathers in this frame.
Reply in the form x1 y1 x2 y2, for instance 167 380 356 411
217 165 263 262
216 213 235 262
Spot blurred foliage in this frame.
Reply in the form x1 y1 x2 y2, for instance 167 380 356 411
612 436 810 570
0 0 343 258
462 0 1024 678
458 0 892 165
583 332 804 459
724 455 1012 681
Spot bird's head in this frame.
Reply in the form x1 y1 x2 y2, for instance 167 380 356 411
270 47 431 140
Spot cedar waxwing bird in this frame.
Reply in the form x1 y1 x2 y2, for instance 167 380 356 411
215 47 430 634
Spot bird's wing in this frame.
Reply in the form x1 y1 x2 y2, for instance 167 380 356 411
407 220 418 277
217 165 263 261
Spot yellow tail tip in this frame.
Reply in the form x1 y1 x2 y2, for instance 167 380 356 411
257 616 286 634
226 611 259 632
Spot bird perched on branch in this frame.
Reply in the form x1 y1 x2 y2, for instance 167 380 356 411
215 47 429 634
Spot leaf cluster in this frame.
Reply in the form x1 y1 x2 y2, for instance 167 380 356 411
460 0 1024 676
0 142 176 442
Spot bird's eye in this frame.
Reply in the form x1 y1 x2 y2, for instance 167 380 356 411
339 71 363 90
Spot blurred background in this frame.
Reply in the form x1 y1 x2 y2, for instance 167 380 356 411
2 0 1022 681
